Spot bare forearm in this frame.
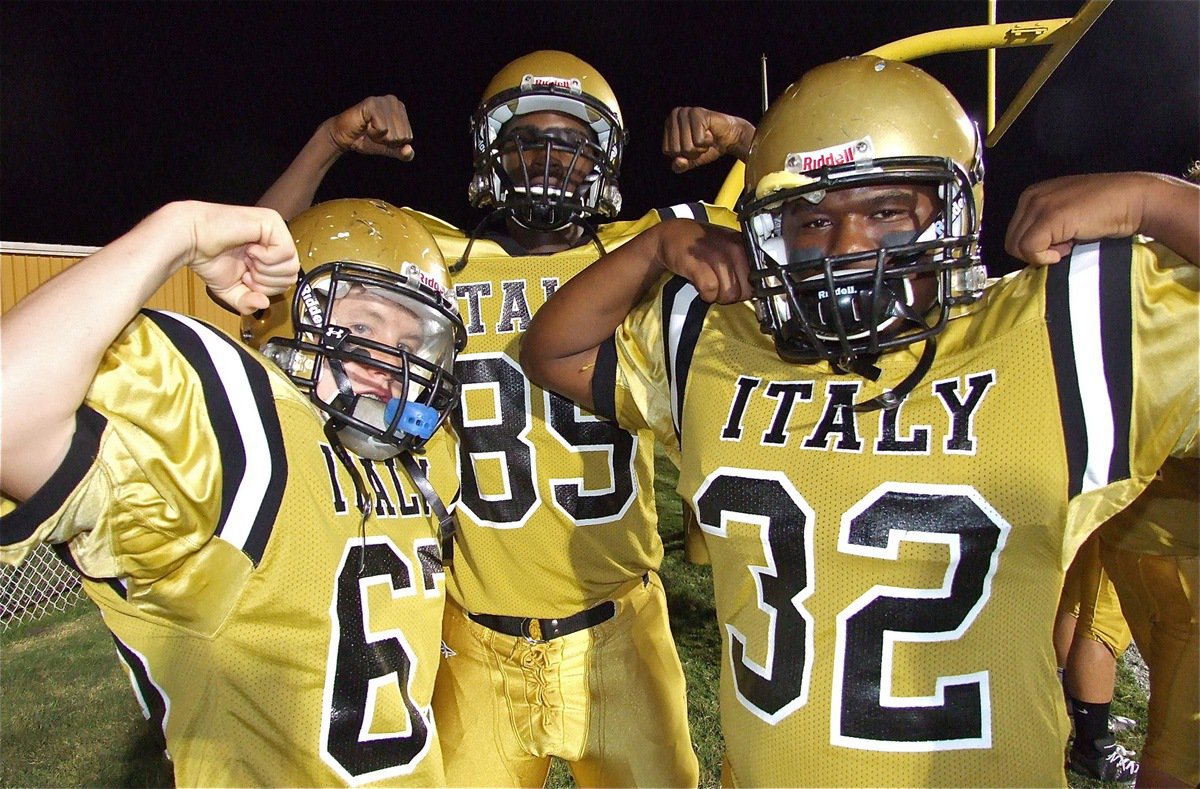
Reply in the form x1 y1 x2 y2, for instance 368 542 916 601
1140 173 1199 266
1 201 298 500
524 219 749 408
256 120 344 221
1007 171 1200 267
522 226 670 409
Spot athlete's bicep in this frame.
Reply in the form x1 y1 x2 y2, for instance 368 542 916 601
524 342 600 413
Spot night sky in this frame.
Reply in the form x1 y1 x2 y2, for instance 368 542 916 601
2 1 1196 275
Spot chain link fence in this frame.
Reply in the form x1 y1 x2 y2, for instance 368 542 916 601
0 544 83 631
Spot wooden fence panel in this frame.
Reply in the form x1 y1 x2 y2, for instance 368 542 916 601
1 249 241 336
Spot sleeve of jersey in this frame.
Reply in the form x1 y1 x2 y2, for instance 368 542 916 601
601 202 741 253
1047 238 1199 552
1128 240 1199 461
592 273 714 465
0 311 289 580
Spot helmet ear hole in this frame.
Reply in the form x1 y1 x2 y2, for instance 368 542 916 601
748 211 787 267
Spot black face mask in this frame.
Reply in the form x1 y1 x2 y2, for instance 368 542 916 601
493 125 601 232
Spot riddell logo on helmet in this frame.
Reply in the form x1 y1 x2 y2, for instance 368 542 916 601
402 262 450 300
785 137 874 174
299 282 326 324
521 74 583 94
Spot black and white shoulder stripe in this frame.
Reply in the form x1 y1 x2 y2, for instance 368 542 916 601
1045 239 1134 497
656 202 710 223
145 311 289 565
591 273 711 442
592 203 713 425
655 203 717 439
660 276 711 442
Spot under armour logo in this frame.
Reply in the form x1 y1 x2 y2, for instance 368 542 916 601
323 325 350 348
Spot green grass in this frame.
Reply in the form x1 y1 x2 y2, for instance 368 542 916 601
0 450 1145 788
653 450 724 789
0 602 173 788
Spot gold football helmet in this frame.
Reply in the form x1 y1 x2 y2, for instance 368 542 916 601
469 50 626 231
244 198 466 457
741 56 986 403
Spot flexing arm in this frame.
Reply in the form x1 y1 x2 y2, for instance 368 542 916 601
1006 172 1200 267
0 202 298 500
521 219 750 410
662 107 756 174
257 96 415 221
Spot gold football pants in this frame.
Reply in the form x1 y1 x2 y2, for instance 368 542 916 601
435 571 698 788
1102 546 1199 785
1059 532 1133 657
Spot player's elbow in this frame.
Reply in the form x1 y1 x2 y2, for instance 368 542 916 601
520 336 596 413
519 331 554 391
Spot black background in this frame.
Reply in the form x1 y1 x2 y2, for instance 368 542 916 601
2 1 1196 275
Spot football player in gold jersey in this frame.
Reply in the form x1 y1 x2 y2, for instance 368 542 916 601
255 52 752 787
1 198 466 786
522 57 1198 787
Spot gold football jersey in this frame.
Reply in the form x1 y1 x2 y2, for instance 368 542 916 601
413 204 736 617
0 311 459 787
600 238 1198 787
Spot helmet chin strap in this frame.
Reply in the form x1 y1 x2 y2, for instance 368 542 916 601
851 336 936 412
324 420 374 574
509 192 575 232
327 355 359 409
452 209 511 274
849 294 938 412
396 452 457 568
325 354 393 459
323 421 458 570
